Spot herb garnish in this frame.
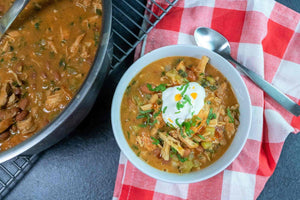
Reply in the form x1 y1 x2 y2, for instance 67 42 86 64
136 109 159 127
183 95 192 105
176 101 184 110
178 69 187 78
35 22 40 30
151 136 160 145
206 108 216 125
147 83 167 92
132 145 139 150
163 106 167 113
177 154 188 162
153 108 162 118
127 131 130 139
182 121 194 136
96 9 102 16
171 147 187 162
175 118 185 138
177 84 185 91
227 108 234 123
180 83 189 96
198 134 205 140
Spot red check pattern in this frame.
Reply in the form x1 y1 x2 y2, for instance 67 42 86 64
113 0 300 199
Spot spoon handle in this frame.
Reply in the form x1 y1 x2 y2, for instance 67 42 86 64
0 0 30 38
227 55 300 116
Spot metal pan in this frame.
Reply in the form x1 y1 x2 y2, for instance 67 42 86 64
0 0 112 163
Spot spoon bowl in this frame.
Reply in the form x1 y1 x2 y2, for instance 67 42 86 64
194 27 300 116
0 0 30 40
194 27 231 56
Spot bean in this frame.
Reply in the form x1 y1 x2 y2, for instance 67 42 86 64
140 84 154 94
86 58 93 65
0 131 10 142
0 5 4 13
14 62 23 73
162 159 170 165
152 148 161 157
196 146 204 153
0 111 5 120
40 72 47 79
53 71 61 81
19 98 29 110
31 71 37 79
183 149 191 157
187 70 197 82
46 62 51 70
41 119 49 127
14 88 21 95
11 125 17 132
16 110 29 121
31 83 37 90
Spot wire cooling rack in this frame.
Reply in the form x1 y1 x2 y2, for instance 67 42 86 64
111 0 178 69
0 0 178 198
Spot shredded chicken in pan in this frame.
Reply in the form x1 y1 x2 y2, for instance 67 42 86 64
0 0 102 151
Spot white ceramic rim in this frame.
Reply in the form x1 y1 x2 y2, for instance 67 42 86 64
111 45 252 183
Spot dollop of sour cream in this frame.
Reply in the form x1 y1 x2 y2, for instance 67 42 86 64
162 82 205 127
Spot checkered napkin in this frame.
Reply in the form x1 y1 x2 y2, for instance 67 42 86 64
113 0 300 199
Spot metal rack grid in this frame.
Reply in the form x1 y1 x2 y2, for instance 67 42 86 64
0 0 179 198
111 0 179 69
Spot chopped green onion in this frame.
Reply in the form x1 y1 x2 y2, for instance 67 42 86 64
139 109 154 114
206 108 216 125
198 134 205 140
127 131 130 139
227 108 234 123
177 154 187 162
180 83 189 96
177 85 185 91
176 101 184 110
151 136 160 145
183 95 192 105
147 83 167 92
153 108 162 118
132 145 139 150
163 106 167 113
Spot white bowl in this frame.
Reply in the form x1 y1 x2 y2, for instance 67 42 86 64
111 45 252 183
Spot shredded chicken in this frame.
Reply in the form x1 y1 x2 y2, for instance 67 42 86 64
17 115 37 135
69 33 86 58
7 94 16 107
0 108 19 120
224 116 235 139
136 134 156 151
176 60 186 71
159 132 185 156
0 118 13 133
178 133 199 148
48 41 58 54
161 142 170 161
194 55 209 74
140 103 153 111
45 88 71 111
0 82 11 107
60 26 70 41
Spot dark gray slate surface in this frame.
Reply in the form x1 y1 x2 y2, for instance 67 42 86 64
4 0 300 199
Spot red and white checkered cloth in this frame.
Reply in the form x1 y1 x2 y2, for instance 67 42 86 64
113 0 300 199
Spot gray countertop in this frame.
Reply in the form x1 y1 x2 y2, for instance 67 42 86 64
4 0 300 199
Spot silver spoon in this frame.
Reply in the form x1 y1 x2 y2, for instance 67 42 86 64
0 0 30 40
194 27 300 116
